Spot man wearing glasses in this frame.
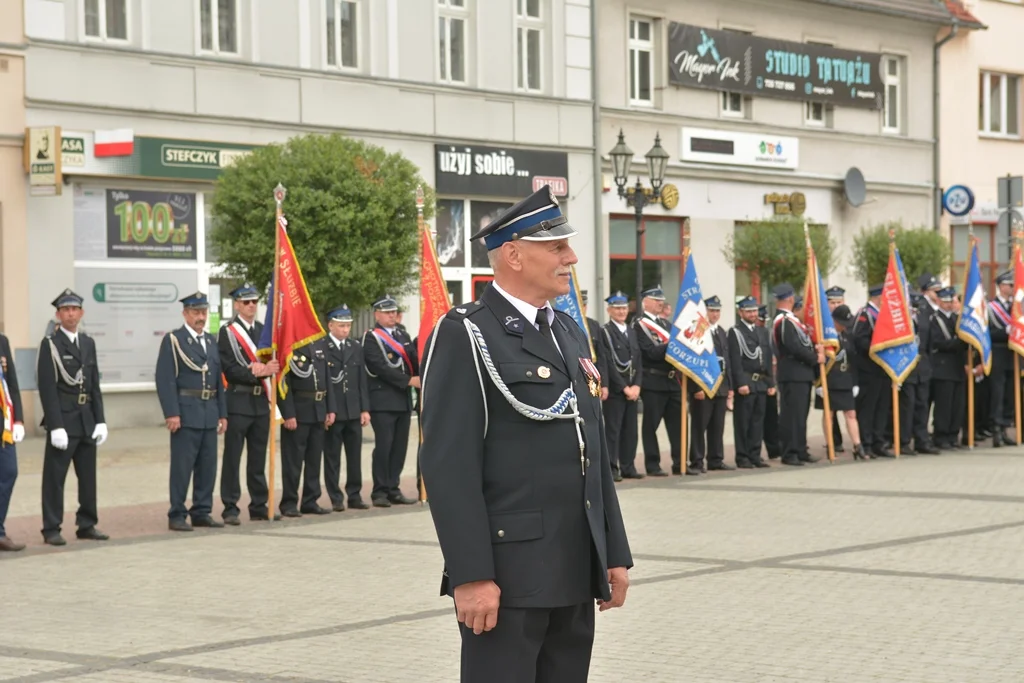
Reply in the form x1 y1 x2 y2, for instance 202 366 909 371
218 284 279 525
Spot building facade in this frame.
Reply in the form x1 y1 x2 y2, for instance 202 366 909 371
14 0 598 427
596 0 956 329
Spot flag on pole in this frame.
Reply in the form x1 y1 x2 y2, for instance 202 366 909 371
800 246 840 358
869 242 919 384
1009 242 1024 356
552 265 596 360
256 213 326 397
956 239 993 375
417 214 452 362
666 252 723 397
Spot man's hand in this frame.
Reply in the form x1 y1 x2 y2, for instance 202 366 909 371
694 391 705 400
598 567 629 612
283 417 298 431
265 359 280 375
601 387 609 401
454 580 501 635
360 411 371 426
737 385 750 396
249 361 267 376
408 376 421 389
767 387 776 396
217 418 227 435
165 417 181 433
325 412 336 428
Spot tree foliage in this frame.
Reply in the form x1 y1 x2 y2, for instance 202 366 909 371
210 133 433 312
722 215 837 292
850 221 950 288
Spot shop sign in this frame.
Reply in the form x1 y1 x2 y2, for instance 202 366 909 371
765 192 807 216
435 144 569 197
25 126 63 196
681 127 799 170
668 23 884 110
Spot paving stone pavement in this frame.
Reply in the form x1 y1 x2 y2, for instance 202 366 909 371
4 425 1024 681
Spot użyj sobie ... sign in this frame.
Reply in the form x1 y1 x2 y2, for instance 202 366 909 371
667 23 884 110
60 131 255 181
106 189 197 259
435 144 569 198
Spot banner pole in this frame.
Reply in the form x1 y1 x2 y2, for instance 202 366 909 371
416 186 428 505
892 383 901 458
967 347 975 450
680 225 689 471
805 220 834 462
268 184 285 522
1016 354 1022 446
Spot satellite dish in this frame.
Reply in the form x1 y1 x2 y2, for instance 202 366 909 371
844 167 866 207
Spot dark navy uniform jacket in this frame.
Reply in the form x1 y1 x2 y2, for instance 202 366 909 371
362 325 418 413
420 285 633 610
326 335 370 422
217 316 269 417
600 321 642 395
155 326 227 429
37 330 105 437
279 339 337 424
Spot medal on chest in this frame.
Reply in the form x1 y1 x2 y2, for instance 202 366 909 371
579 357 601 397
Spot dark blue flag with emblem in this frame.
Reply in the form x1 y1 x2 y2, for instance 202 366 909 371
666 252 723 397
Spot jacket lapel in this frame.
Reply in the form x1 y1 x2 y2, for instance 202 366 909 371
58 331 82 362
551 315 579 380
482 285 567 377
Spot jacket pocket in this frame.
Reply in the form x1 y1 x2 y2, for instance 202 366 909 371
500 363 555 385
489 510 544 599
488 510 544 543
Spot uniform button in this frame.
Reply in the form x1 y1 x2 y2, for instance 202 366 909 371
585 500 591 510
497 530 505 538
526 371 533 377
586 458 591 467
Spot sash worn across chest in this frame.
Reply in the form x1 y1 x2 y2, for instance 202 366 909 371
228 322 273 402
989 300 1012 329
373 328 412 369
638 316 670 344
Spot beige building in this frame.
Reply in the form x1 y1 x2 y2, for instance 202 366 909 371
595 0 957 328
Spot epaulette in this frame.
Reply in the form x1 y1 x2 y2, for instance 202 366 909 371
445 300 484 320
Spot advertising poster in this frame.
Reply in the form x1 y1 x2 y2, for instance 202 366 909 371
106 189 197 259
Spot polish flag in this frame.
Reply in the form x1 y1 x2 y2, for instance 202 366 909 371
93 129 135 157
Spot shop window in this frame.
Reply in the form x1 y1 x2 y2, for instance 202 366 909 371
469 200 513 268
325 0 359 70
608 215 685 311
950 224 1004 290
435 198 466 267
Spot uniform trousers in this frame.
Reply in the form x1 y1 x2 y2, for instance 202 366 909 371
733 391 766 464
914 380 933 446
932 380 965 446
0 444 16 537
897 384 919 448
640 389 681 473
42 436 98 534
990 351 1013 429
778 382 811 461
370 411 411 499
856 376 891 450
168 427 218 521
220 412 270 518
325 418 364 505
458 603 595 683
689 396 727 468
602 395 639 475
763 392 781 457
280 422 325 512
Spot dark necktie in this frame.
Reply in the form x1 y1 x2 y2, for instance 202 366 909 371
536 309 551 339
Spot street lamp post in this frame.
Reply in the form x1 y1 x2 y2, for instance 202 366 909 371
608 129 670 317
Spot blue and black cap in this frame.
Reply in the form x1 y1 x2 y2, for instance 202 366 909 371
825 286 845 301
373 295 398 312
228 283 259 301
937 286 955 302
737 296 758 311
180 291 209 309
773 283 795 300
605 291 629 307
51 288 84 309
327 305 353 322
469 186 577 250
704 295 721 310
868 283 884 297
641 285 665 301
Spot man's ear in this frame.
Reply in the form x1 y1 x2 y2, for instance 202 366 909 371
501 243 524 272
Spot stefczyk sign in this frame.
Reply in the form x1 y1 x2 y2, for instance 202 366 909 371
161 144 252 169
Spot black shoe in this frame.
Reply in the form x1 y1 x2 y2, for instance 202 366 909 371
0 536 25 552
76 527 109 540
872 447 896 459
799 454 821 464
978 429 992 439
708 463 735 471
249 511 270 521
781 458 804 466
622 471 646 480
735 460 755 469
192 516 225 528
852 445 867 461
613 471 623 482
43 533 67 546
684 467 701 476
389 494 417 505
916 444 941 455
281 509 303 517
647 469 669 477
348 499 371 510
300 505 330 515
371 497 392 508
223 515 241 526
331 501 346 512
168 519 193 532
767 453 782 460
900 445 917 455
753 461 771 468
836 445 845 453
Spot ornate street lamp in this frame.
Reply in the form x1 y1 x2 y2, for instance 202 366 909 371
609 130 670 315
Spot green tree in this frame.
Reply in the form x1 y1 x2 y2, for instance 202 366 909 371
210 133 433 312
722 215 837 292
851 221 950 288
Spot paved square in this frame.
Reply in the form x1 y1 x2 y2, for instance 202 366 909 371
2 434 1024 682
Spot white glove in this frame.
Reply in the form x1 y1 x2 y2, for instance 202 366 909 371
11 423 24 443
50 428 69 450
814 387 824 398
92 423 108 446
853 386 860 398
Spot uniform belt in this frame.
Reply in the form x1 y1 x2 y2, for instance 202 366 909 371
750 373 761 382
296 390 327 401
60 391 91 405
645 367 676 379
231 385 263 396
179 388 215 400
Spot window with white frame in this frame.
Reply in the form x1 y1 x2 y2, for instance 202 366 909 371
83 0 127 41
882 56 903 134
438 0 468 84
628 17 653 105
516 0 542 92
200 0 238 54
980 71 1021 137
721 91 744 117
805 102 825 125
325 0 359 69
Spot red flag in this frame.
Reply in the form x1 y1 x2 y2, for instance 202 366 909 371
418 223 451 361
1010 243 1024 356
256 214 325 398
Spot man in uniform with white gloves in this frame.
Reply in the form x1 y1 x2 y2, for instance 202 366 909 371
37 289 109 546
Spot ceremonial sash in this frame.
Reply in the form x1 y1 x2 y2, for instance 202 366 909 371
638 316 670 344
229 322 273 403
373 328 413 369
0 365 13 444
989 300 1012 329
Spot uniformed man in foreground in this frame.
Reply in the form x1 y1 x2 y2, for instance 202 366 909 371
729 296 773 468
420 186 632 683
155 292 227 531
324 305 371 511
600 291 643 480
0 331 25 551
772 284 824 466
37 289 108 545
218 284 279 525
278 337 336 516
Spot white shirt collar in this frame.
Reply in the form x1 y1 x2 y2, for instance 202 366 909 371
330 333 346 347
185 325 204 343
742 320 755 330
612 320 628 333
492 281 553 330
237 316 254 331
59 327 77 345
643 310 660 322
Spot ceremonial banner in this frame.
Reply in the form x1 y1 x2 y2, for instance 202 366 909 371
552 265 596 360
869 244 919 384
418 222 452 362
1009 243 1024 356
956 240 993 375
257 213 325 398
666 252 723 397
801 247 840 356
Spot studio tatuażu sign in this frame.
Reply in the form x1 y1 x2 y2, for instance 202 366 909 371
667 22 884 110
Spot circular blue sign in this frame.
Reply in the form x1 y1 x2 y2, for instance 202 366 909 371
943 185 975 217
